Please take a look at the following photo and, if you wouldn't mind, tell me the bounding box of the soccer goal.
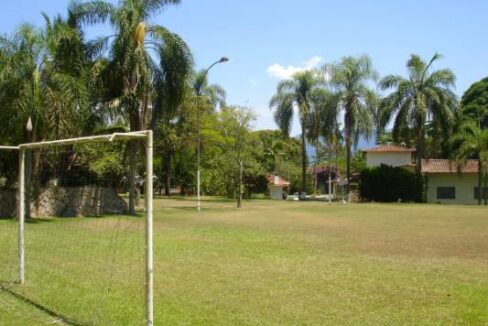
[0,131,154,326]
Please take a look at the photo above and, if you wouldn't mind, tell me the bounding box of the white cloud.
[267,56,323,80]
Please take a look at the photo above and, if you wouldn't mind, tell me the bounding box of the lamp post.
[196,57,229,211]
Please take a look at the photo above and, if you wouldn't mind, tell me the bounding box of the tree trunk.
[484,173,487,206]
[415,120,425,176]
[128,140,137,215]
[477,159,482,205]
[163,151,172,196]
[237,160,243,208]
[301,123,307,193]
[314,141,318,194]
[345,122,351,199]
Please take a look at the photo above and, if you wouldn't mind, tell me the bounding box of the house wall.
[269,185,284,200]
[426,174,479,204]
[366,152,412,167]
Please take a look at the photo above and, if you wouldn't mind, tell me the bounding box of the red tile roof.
[364,144,415,153]
[267,175,290,187]
[421,159,479,174]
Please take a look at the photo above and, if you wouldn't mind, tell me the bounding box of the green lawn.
[1,198,488,325]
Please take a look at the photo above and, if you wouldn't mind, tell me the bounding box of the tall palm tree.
[379,53,457,175]
[72,0,192,213]
[330,55,378,196]
[0,15,97,217]
[270,70,319,193]
[307,85,338,193]
[451,122,488,205]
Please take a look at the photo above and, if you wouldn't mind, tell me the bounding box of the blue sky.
[1,0,487,135]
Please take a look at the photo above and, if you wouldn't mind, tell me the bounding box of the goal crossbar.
[18,131,148,150]
[7,130,154,326]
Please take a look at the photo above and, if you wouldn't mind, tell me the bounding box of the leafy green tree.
[72,0,192,213]
[0,14,98,217]
[270,71,320,193]
[330,55,378,195]
[215,106,257,207]
[461,77,488,129]
[379,53,457,174]
[451,122,488,205]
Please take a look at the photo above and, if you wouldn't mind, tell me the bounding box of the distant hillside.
[299,134,377,161]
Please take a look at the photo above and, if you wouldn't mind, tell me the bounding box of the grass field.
[1,198,488,325]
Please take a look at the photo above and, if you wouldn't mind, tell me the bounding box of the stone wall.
[0,186,127,218]
[0,188,16,217]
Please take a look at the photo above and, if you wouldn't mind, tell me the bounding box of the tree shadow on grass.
[25,218,55,224]
[0,285,86,326]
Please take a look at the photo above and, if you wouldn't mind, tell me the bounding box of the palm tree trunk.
[415,120,425,176]
[477,159,482,205]
[128,140,137,214]
[301,122,307,193]
[128,99,142,215]
[314,141,318,194]
[346,134,351,199]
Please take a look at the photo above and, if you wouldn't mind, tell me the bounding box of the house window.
[474,187,488,200]
[437,187,455,199]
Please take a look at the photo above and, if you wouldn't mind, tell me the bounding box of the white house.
[422,159,485,204]
[364,144,415,167]
[363,144,486,204]
[268,174,290,200]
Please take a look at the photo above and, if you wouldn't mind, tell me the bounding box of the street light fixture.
[196,57,229,211]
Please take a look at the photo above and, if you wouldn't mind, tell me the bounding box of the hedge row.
[359,165,423,202]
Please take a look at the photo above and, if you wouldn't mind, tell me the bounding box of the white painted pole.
[18,149,25,284]
[197,102,201,212]
[145,131,154,326]
[19,131,147,150]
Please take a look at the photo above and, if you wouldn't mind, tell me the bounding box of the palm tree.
[379,53,457,175]
[330,55,378,196]
[270,71,319,193]
[451,122,488,205]
[192,69,227,110]
[307,85,338,193]
[72,0,192,213]
[0,14,98,217]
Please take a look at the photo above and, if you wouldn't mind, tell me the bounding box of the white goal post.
[12,130,154,326]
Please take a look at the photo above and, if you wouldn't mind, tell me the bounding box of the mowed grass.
[1,198,488,325]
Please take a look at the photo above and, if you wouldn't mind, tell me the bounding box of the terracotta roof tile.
[267,175,290,186]
[421,159,479,174]
[364,144,415,153]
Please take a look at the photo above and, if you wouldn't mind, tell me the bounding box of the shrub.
[359,165,423,202]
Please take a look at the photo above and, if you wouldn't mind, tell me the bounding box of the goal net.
[0,131,153,326]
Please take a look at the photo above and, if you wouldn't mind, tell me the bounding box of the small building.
[422,159,486,204]
[267,174,290,200]
[364,144,415,167]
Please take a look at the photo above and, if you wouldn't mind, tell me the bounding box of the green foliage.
[330,55,378,190]
[379,53,458,171]
[269,70,329,192]
[461,77,488,129]
[359,165,424,202]
[351,150,367,173]
[450,121,488,204]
